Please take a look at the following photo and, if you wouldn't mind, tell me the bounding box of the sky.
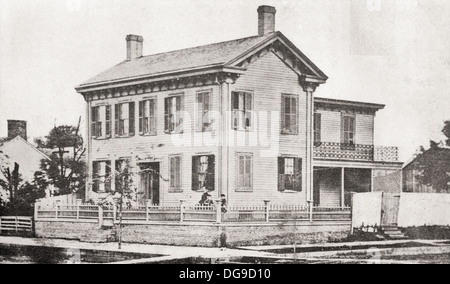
[0,0,449,162]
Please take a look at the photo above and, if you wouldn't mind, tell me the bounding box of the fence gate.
[381,193,400,226]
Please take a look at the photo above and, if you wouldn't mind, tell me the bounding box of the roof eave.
[75,65,246,93]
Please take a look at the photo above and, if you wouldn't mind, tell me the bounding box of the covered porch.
[313,167,372,208]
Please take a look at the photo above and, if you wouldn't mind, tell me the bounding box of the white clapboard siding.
[228,51,307,206]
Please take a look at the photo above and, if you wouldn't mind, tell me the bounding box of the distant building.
[0,120,50,183]
[403,146,450,193]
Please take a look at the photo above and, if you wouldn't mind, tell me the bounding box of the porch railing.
[35,201,351,224]
[314,142,399,162]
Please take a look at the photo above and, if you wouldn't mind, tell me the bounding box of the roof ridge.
[136,34,265,59]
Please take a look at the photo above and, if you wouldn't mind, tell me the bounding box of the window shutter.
[129,102,135,136]
[281,97,285,134]
[164,98,169,132]
[176,96,183,133]
[278,157,285,192]
[139,101,144,134]
[292,97,298,133]
[169,156,175,189]
[149,99,156,135]
[314,113,321,143]
[204,93,210,131]
[231,92,238,130]
[115,104,120,137]
[176,156,181,190]
[91,107,97,137]
[245,93,252,129]
[105,105,111,137]
[92,162,99,192]
[206,155,215,191]
[192,156,200,191]
[294,158,302,192]
[196,94,203,132]
[105,161,111,192]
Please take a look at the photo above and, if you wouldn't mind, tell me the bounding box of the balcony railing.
[314,142,399,162]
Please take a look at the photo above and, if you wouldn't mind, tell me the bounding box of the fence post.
[76,204,80,220]
[34,202,39,220]
[98,206,103,228]
[146,200,150,222]
[308,201,313,223]
[215,200,222,223]
[264,200,270,222]
[113,203,117,224]
[55,205,59,219]
[15,216,18,233]
[180,200,185,223]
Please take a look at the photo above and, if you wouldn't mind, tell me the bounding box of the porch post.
[341,167,345,208]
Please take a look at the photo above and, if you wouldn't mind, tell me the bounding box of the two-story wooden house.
[75,5,402,208]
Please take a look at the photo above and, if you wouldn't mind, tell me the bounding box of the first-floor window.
[192,155,215,191]
[92,160,111,192]
[169,155,182,192]
[236,153,253,192]
[278,157,302,192]
[115,159,129,192]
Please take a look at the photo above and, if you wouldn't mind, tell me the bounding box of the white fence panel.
[351,192,382,228]
[397,193,450,227]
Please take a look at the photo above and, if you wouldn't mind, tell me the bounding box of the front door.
[139,162,160,206]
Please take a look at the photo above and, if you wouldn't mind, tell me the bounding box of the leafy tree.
[443,120,450,146]
[35,119,86,197]
[415,121,450,193]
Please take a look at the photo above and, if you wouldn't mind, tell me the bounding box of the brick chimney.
[257,5,276,36]
[126,34,143,61]
[8,120,27,141]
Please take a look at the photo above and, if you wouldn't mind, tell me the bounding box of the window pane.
[285,97,291,114]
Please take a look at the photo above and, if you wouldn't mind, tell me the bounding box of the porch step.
[80,228,116,243]
[381,226,409,240]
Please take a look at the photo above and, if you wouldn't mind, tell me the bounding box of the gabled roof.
[76,31,328,91]
[0,136,51,161]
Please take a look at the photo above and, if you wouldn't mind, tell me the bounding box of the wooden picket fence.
[35,201,350,224]
[0,216,34,235]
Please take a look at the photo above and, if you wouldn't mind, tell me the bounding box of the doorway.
[139,162,160,206]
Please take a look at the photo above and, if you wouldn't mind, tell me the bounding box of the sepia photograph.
[0,0,449,267]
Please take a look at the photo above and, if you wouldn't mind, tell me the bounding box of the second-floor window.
[278,157,302,192]
[196,91,212,132]
[165,95,183,134]
[139,99,156,135]
[231,91,253,131]
[91,105,111,139]
[341,114,355,145]
[192,155,215,192]
[115,102,135,137]
[92,160,111,192]
[281,94,298,134]
[314,112,321,144]
[169,155,182,192]
[236,153,253,192]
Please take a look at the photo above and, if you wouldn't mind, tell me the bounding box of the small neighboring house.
[0,120,51,183]
[403,146,450,193]
[75,5,402,207]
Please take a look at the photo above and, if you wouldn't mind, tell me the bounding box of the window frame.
[92,160,111,193]
[191,154,215,192]
[91,105,112,139]
[236,152,253,192]
[168,155,182,192]
[164,94,184,134]
[231,91,253,131]
[278,156,302,192]
[139,98,157,136]
[281,94,299,135]
[114,101,135,138]
[196,90,213,132]
[341,113,356,146]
